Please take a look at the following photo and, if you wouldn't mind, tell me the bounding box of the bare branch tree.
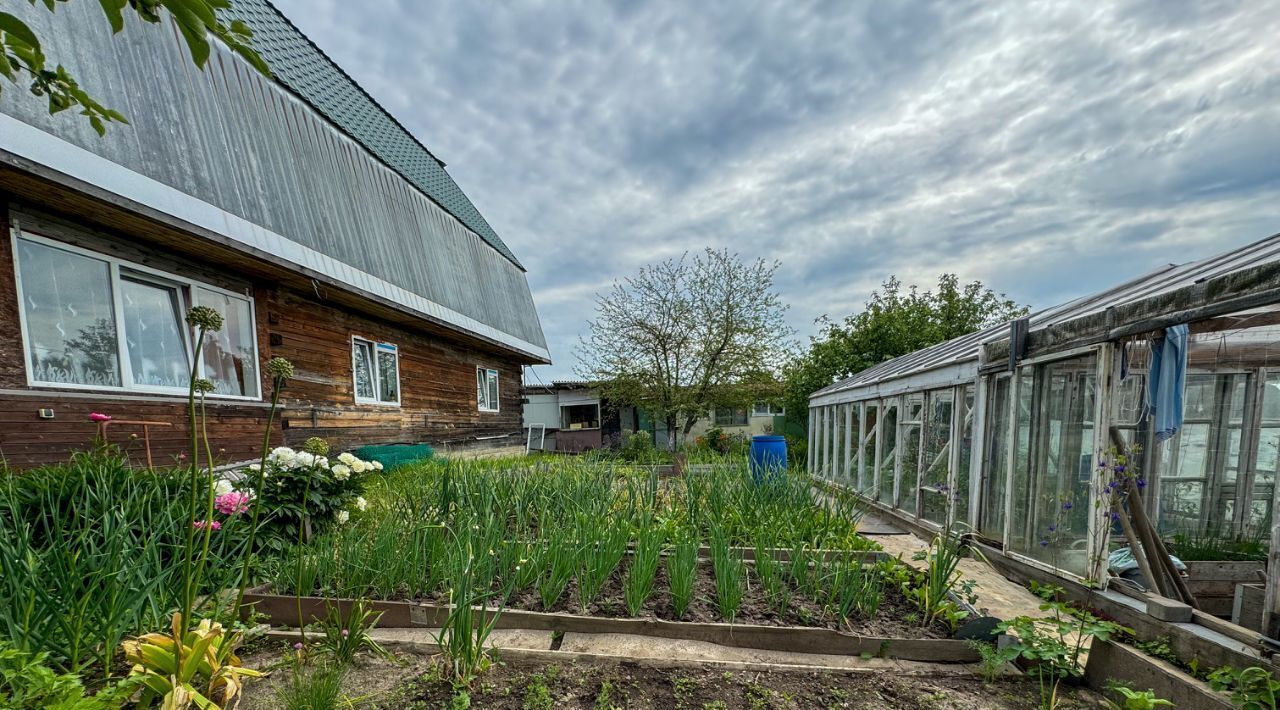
[576,248,791,449]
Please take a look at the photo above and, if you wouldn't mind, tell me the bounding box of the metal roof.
[812,232,1280,401]
[228,0,523,270]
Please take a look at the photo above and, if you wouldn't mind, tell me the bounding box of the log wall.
[0,203,528,469]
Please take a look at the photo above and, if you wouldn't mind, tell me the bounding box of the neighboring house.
[687,403,786,440]
[522,381,637,452]
[0,2,549,467]
[521,380,784,452]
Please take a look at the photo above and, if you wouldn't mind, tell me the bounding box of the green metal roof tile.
[227,0,524,270]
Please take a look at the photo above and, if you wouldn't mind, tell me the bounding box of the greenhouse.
[809,233,1280,633]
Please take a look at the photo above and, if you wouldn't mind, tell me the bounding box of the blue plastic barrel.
[749,435,788,484]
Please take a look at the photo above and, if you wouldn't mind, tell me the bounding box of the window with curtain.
[477,367,500,412]
[352,337,399,405]
[15,234,259,396]
[197,288,257,396]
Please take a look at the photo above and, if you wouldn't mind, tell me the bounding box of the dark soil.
[418,559,949,639]
[378,657,1107,709]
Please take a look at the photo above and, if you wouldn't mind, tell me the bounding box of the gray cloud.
[272,0,1280,380]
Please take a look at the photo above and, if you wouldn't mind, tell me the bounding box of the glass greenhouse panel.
[920,389,954,526]
[862,403,878,495]
[955,384,976,525]
[1009,353,1097,576]
[980,374,1011,540]
[878,400,899,504]
[899,393,924,516]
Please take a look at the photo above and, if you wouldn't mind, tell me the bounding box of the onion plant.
[710,526,744,622]
[624,525,663,616]
[822,554,883,623]
[538,538,578,611]
[753,530,790,617]
[667,529,698,620]
[577,519,629,611]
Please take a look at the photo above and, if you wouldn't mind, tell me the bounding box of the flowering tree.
[576,248,791,450]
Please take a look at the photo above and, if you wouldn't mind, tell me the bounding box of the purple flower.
[1098,459,1107,468]
[1115,464,1126,474]
[1062,501,1073,511]
[1136,478,1147,489]
[1039,539,1050,547]
[1048,524,1057,533]
[341,629,350,638]
[1109,511,1121,522]
[293,642,303,650]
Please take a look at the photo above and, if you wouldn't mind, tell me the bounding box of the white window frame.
[477,367,500,413]
[351,336,400,406]
[11,228,261,400]
[712,407,749,427]
[752,402,785,417]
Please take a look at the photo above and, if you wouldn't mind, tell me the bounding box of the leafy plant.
[0,641,137,709]
[969,640,1019,683]
[314,599,391,666]
[434,521,510,687]
[908,524,973,630]
[538,538,579,611]
[1208,665,1280,709]
[121,613,264,709]
[1104,682,1173,709]
[997,586,1128,710]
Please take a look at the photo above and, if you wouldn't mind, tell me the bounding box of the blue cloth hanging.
[1148,324,1189,442]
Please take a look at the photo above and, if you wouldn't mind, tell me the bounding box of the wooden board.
[240,590,980,663]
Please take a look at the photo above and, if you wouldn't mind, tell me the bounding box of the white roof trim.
[0,114,551,362]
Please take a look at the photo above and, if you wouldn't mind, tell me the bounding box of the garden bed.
[363,654,1100,710]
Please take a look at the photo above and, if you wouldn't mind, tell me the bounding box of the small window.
[713,408,748,427]
[477,367,499,412]
[752,402,785,417]
[352,337,399,405]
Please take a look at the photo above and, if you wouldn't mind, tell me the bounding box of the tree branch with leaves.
[0,0,268,135]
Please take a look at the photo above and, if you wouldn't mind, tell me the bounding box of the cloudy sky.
[273,0,1280,381]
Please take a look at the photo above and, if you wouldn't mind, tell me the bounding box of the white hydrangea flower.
[337,452,358,466]
[335,510,350,524]
[332,464,351,481]
[354,496,368,511]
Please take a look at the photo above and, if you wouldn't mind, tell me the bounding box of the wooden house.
[0,1,549,467]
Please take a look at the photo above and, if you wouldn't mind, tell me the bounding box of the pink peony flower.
[89,412,112,422]
[193,520,221,531]
[215,491,252,516]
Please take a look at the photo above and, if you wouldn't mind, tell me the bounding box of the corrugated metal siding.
[0,2,546,354]
[813,233,1280,401]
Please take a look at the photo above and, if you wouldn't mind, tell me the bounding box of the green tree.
[576,248,792,449]
[0,0,268,135]
[782,274,1028,421]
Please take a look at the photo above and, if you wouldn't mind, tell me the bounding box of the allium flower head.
[265,356,295,382]
[89,412,112,422]
[193,377,216,394]
[303,437,330,456]
[185,305,224,332]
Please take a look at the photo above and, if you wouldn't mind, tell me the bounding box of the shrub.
[244,447,382,548]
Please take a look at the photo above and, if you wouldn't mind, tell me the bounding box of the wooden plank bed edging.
[1084,638,1230,709]
[240,590,979,663]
